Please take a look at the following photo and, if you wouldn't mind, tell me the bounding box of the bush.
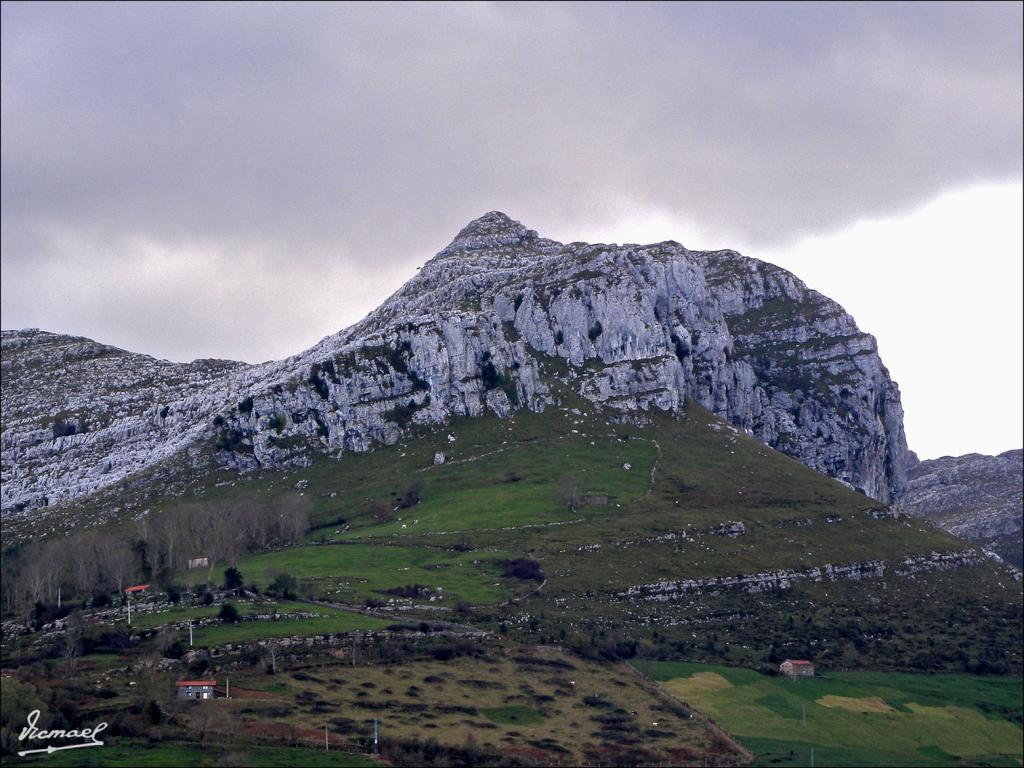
[218,603,240,623]
[166,585,182,604]
[91,592,112,608]
[266,574,297,600]
[384,399,421,426]
[268,412,287,433]
[588,321,604,342]
[554,330,564,345]
[308,364,330,400]
[499,559,545,581]
[51,419,77,438]
[238,397,254,415]
[399,479,423,509]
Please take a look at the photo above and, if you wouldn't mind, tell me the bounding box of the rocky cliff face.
[900,450,1023,567]
[1,212,913,521]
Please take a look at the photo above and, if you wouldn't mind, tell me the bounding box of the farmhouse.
[176,680,218,700]
[187,556,210,570]
[124,584,150,595]
[780,659,815,677]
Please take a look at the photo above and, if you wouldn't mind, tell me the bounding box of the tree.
[278,496,311,542]
[557,474,580,512]
[218,603,240,623]
[223,568,244,591]
[266,574,296,600]
[62,611,85,672]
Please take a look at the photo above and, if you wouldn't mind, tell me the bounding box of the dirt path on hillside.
[632,438,662,500]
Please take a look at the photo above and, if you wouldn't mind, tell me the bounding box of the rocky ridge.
[617,550,989,599]
[900,450,1023,567]
[1,212,913,521]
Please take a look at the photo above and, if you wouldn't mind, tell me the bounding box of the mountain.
[1,212,912,532]
[2,211,1021,713]
[900,450,1023,567]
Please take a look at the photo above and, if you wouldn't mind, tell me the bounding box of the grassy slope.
[635,660,1023,767]
[167,385,1017,670]
[37,366,1016,670]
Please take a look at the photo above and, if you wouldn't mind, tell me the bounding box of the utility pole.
[810,747,814,767]
[226,676,230,699]
[325,724,329,751]
[189,620,193,647]
[802,703,806,727]
[127,594,132,625]
[57,586,61,610]
[373,718,379,755]
[352,632,357,667]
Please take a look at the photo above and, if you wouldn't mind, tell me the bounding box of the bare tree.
[369,500,392,524]
[62,611,85,672]
[557,474,580,512]
[281,495,311,542]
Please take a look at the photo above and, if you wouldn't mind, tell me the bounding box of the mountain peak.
[443,211,539,253]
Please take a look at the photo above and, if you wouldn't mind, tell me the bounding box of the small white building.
[187,556,210,570]
[176,680,217,700]
[780,659,815,677]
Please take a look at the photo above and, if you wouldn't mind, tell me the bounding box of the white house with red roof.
[780,659,815,677]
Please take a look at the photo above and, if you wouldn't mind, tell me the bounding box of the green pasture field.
[634,660,1024,767]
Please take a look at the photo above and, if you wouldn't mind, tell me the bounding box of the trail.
[631,438,662,501]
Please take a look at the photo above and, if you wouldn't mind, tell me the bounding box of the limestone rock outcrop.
[900,450,1023,567]
[2,211,914,521]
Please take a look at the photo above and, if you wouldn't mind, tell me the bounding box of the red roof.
[176,680,217,687]
[785,659,813,665]
[125,584,150,593]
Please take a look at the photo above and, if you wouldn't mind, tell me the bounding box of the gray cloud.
[2,1,1021,362]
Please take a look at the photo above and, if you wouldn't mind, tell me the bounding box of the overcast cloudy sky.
[2,1,1021,458]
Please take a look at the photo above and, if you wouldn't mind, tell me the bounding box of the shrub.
[499,559,545,581]
[321,359,339,383]
[218,603,240,623]
[308,364,330,399]
[51,419,76,438]
[480,360,501,390]
[384,400,420,426]
[268,412,287,433]
[554,330,564,345]
[215,428,247,452]
[670,333,689,362]
[266,574,297,600]
[238,397,254,415]
[409,371,430,392]
[588,321,604,342]
[399,479,423,509]
[166,585,182,604]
